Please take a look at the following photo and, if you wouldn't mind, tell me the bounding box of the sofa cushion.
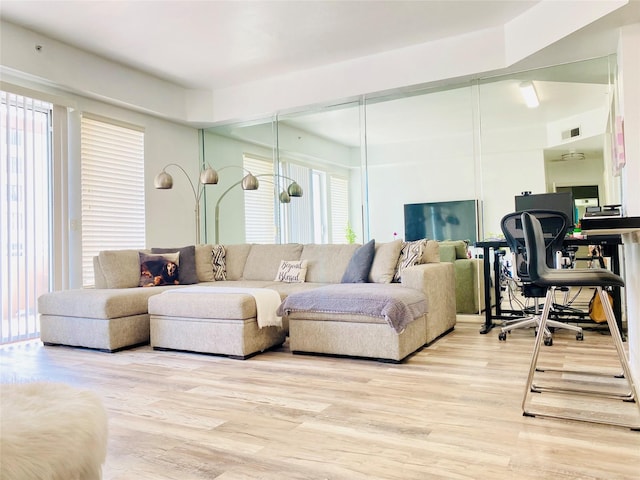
[224,244,253,280]
[274,260,308,283]
[38,287,173,319]
[243,244,303,281]
[341,240,375,283]
[437,243,457,263]
[195,244,215,282]
[440,240,469,259]
[152,245,197,284]
[369,240,403,283]
[300,244,359,283]
[422,239,440,264]
[97,250,142,289]
[139,252,180,287]
[393,239,426,282]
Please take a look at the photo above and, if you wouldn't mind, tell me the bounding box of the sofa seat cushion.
[263,281,327,299]
[38,287,178,320]
[149,290,258,320]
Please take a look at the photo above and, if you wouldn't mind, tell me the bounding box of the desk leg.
[604,244,625,340]
[479,245,494,334]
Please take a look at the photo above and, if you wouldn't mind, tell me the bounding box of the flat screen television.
[404,200,478,243]
[514,192,575,230]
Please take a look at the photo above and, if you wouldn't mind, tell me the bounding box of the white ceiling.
[0,0,540,90]
[1,0,635,160]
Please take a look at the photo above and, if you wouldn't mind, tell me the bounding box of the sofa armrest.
[401,262,456,344]
[453,258,485,314]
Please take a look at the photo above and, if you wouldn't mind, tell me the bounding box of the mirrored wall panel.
[477,55,617,238]
[202,55,619,249]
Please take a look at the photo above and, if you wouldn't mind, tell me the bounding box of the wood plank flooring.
[1,318,639,480]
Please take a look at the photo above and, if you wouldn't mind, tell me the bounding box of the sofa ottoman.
[148,288,287,359]
[278,283,429,362]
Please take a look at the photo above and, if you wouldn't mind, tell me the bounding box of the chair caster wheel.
[498,332,507,341]
[544,337,553,346]
[576,332,584,341]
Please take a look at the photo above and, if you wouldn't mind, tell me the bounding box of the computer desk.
[475,235,623,336]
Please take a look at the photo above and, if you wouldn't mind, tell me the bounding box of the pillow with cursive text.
[274,259,308,283]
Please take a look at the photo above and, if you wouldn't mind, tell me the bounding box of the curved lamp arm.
[154,163,218,244]
[214,173,303,244]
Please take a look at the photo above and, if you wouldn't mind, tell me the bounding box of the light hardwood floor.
[1,318,639,480]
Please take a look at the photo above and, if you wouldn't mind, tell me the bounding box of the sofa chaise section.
[38,287,170,352]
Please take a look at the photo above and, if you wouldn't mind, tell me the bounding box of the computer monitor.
[514,192,575,230]
[404,199,478,242]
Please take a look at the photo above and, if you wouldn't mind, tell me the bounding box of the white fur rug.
[0,382,108,480]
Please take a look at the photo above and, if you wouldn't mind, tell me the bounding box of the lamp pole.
[154,163,218,244]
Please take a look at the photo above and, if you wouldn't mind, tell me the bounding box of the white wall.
[617,24,640,386]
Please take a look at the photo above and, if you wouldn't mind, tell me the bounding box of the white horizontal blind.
[243,155,275,243]
[1,91,52,343]
[81,116,145,286]
[330,176,349,243]
[285,162,313,243]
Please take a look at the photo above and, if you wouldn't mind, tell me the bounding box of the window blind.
[1,91,52,343]
[243,155,275,244]
[330,176,349,244]
[80,116,145,286]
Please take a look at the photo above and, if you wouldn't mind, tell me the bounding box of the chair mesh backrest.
[500,209,569,282]
[521,211,553,283]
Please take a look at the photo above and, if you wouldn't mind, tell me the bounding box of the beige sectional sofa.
[38,240,456,361]
[438,240,486,314]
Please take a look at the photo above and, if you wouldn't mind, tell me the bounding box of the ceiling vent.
[561,126,581,140]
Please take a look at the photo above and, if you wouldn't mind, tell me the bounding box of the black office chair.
[520,211,640,429]
[499,210,583,345]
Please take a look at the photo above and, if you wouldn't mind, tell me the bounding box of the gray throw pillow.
[341,239,375,283]
[151,245,198,284]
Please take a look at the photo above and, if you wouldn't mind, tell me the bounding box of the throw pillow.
[151,245,197,284]
[368,239,403,283]
[139,252,180,287]
[212,244,227,281]
[195,244,215,282]
[341,239,375,283]
[393,239,426,282]
[274,260,308,283]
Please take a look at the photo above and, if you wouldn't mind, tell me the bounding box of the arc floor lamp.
[154,163,302,244]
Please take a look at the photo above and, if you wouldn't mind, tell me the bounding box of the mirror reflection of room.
[204,55,618,248]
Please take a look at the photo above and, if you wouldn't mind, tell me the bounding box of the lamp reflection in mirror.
[153,163,218,244]
[214,173,303,244]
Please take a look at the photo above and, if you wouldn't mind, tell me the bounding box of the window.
[81,116,145,286]
[243,155,275,243]
[243,153,350,244]
[1,91,52,343]
[330,176,349,243]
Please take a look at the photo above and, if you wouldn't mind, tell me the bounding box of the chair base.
[522,287,640,430]
[498,315,583,344]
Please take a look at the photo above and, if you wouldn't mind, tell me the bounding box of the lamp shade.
[154,171,173,189]
[287,182,303,197]
[279,190,291,203]
[242,173,259,190]
[200,166,219,184]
